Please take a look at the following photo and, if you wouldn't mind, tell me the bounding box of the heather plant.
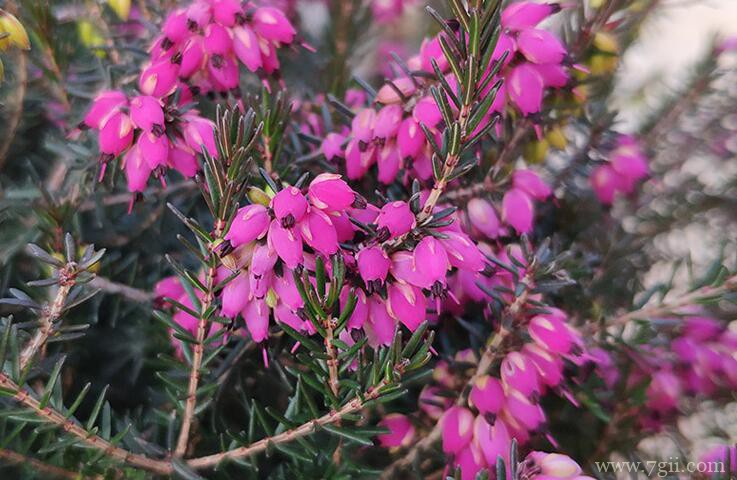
[0,0,737,479]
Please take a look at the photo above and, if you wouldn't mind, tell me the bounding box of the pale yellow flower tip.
[0,10,31,51]
[107,0,132,21]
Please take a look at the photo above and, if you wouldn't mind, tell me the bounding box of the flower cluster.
[82,90,216,197]
[153,172,492,354]
[590,135,649,204]
[146,0,297,96]
[317,1,571,187]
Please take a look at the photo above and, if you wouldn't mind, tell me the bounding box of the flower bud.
[474,416,511,468]
[0,10,30,51]
[414,236,448,284]
[351,108,376,143]
[300,209,338,255]
[374,104,403,139]
[84,90,128,130]
[272,186,308,225]
[233,25,262,72]
[243,298,270,342]
[513,169,552,200]
[99,111,134,155]
[508,64,544,116]
[528,313,575,354]
[528,451,582,478]
[139,59,179,97]
[397,117,424,159]
[123,144,151,192]
[182,113,218,157]
[439,231,485,272]
[130,95,165,132]
[221,273,250,318]
[501,351,540,396]
[517,28,567,65]
[501,2,557,31]
[252,7,296,44]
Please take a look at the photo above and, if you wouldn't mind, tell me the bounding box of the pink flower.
[308,173,355,211]
[513,169,552,200]
[356,246,391,283]
[397,117,424,159]
[377,142,401,184]
[414,236,449,285]
[387,283,426,331]
[225,205,270,247]
[365,297,396,347]
[516,28,567,65]
[502,188,535,234]
[455,443,486,480]
[220,273,250,318]
[129,95,165,132]
[123,145,152,192]
[440,406,474,454]
[438,231,485,272]
[590,165,622,205]
[526,452,582,479]
[300,209,339,255]
[99,111,134,155]
[374,104,403,139]
[351,108,376,143]
[378,414,415,448]
[179,37,206,77]
[182,114,218,158]
[474,416,511,468]
[503,389,545,430]
[377,201,415,239]
[469,375,505,416]
[139,59,179,97]
[507,63,545,116]
[84,90,127,129]
[243,298,270,342]
[233,25,262,72]
[528,313,575,354]
[321,133,345,161]
[137,131,170,169]
[646,370,681,413]
[252,7,296,44]
[501,351,540,396]
[272,186,308,226]
[467,198,501,239]
[375,77,417,104]
[268,220,303,268]
[203,23,232,56]
[501,2,558,31]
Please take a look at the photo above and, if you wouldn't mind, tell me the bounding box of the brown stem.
[89,276,154,304]
[324,318,340,398]
[187,380,389,469]
[0,373,173,475]
[610,275,737,328]
[0,447,100,479]
[19,275,75,371]
[174,263,218,457]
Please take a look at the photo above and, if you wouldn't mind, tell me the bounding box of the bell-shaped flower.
[272,186,308,225]
[203,23,232,56]
[513,169,552,200]
[137,131,170,169]
[387,283,426,332]
[84,90,127,129]
[507,64,544,116]
[440,406,474,454]
[356,246,390,283]
[374,104,403,139]
[233,25,262,72]
[243,298,270,342]
[252,7,296,44]
[168,142,199,177]
[268,220,303,268]
[300,209,339,255]
[308,173,355,211]
[179,36,206,78]
[517,28,567,64]
[528,313,576,354]
[351,108,376,143]
[501,351,541,396]
[123,145,152,192]
[501,2,557,31]
[469,375,505,416]
[130,95,165,132]
[365,297,396,347]
[467,198,501,239]
[375,77,417,104]
[474,416,512,468]
[503,390,545,430]
[377,414,415,448]
[414,236,449,285]
[182,113,218,157]
[321,133,345,161]
[502,188,534,234]
[377,201,415,239]
[377,142,401,184]
[527,452,583,479]
[225,204,270,247]
[439,231,485,272]
[139,59,179,97]
[99,111,134,155]
[220,273,250,318]
[397,117,424,159]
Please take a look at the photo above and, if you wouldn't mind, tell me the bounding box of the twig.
[19,269,76,370]
[610,275,737,327]
[187,379,389,469]
[174,262,218,457]
[0,447,99,479]
[88,276,154,304]
[0,372,173,475]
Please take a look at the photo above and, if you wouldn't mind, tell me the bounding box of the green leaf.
[321,424,374,446]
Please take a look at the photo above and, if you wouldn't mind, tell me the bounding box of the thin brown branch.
[187,379,389,469]
[0,447,100,479]
[19,271,76,371]
[610,275,737,327]
[174,263,217,457]
[89,276,154,304]
[0,373,172,475]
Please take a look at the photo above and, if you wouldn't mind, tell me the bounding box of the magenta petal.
[300,209,339,255]
[387,283,426,332]
[243,298,270,342]
[507,64,544,116]
[440,406,474,454]
[502,188,535,234]
[356,246,390,282]
[85,90,127,130]
[414,236,448,284]
[308,173,355,211]
[517,28,567,64]
[137,131,169,169]
[268,220,303,268]
[271,186,308,223]
[225,205,270,247]
[220,273,250,318]
[365,298,396,347]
